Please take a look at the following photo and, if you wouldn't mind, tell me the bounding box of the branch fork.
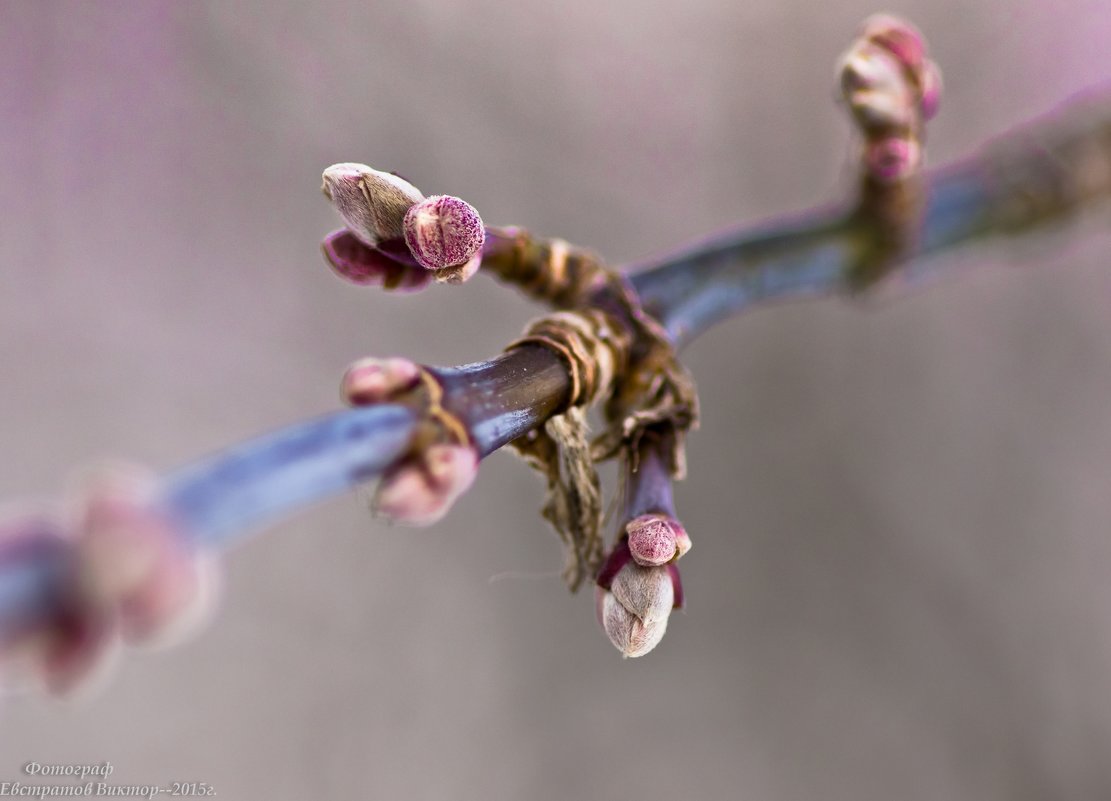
[6,14,1111,690]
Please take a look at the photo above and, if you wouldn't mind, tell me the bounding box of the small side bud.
[322,163,425,247]
[403,195,485,272]
[374,444,478,526]
[341,357,422,405]
[624,514,691,566]
[72,468,217,648]
[864,136,920,183]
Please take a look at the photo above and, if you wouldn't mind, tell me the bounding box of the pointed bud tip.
[321,163,424,246]
[597,588,668,658]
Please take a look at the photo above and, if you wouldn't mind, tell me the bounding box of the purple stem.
[2,93,1108,640]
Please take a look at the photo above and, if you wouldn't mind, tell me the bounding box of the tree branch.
[4,21,1111,682]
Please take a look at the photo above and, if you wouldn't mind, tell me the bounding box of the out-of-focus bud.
[839,41,916,131]
[322,163,425,247]
[403,195,485,273]
[839,14,941,140]
[624,513,691,567]
[864,136,921,183]
[374,444,478,526]
[860,14,926,72]
[30,607,121,698]
[0,466,220,697]
[918,61,942,121]
[341,357,422,405]
[72,468,217,648]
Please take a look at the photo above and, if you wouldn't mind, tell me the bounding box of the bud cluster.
[0,467,217,696]
[340,357,479,527]
[321,163,485,286]
[595,533,685,658]
[838,15,941,183]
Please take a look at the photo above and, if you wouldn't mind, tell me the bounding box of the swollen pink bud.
[121,552,219,649]
[860,14,926,72]
[374,444,478,526]
[403,195,485,272]
[625,514,691,567]
[321,229,432,291]
[322,163,425,247]
[341,357,421,405]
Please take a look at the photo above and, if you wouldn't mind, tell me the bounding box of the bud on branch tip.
[595,539,683,658]
[322,163,425,247]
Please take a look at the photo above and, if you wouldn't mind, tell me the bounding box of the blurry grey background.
[3,1,1111,799]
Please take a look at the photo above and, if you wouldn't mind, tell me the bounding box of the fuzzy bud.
[595,586,668,659]
[341,357,422,405]
[374,444,478,526]
[322,163,425,247]
[594,541,680,658]
[403,195,485,272]
[610,561,674,625]
[624,513,691,567]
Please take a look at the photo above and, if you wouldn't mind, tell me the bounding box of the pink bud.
[839,44,916,130]
[321,229,432,291]
[403,195,485,272]
[374,444,478,526]
[918,60,942,120]
[120,552,219,649]
[341,357,422,405]
[625,514,691,566]
[865,136,920,183]
[860,14,926,72]
[321,163,425,247]
[31,608,121,698]
[73,468,217,648]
